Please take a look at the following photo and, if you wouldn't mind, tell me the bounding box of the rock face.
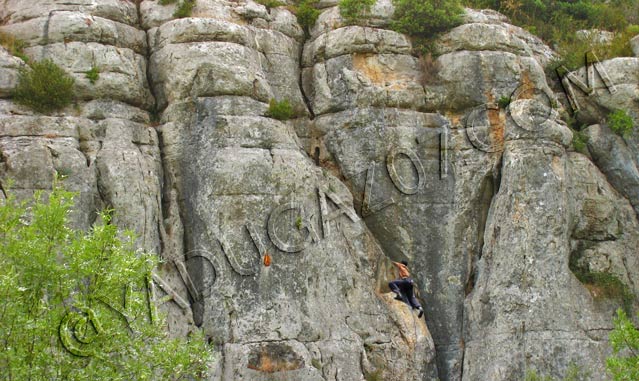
[0,1,638,381]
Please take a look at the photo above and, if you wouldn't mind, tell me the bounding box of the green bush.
[174,0,195,18]
[607,309,639,381]
[13,59,75,113]
[391,0,464,38]
[0,184,213,379]
[159,0,178,4]
[608,109,634,138]
[339,0,375,24]
[85,66,100,84]
[296,0,320,31]
[267,98,294,120]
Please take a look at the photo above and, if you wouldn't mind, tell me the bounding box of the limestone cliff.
[0,1,638,380]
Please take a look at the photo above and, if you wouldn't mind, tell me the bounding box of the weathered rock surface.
[1,1,638,381]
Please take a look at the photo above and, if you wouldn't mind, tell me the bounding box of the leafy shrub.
[0,184,213,379]
[296,0,320,31]
[339,0,375,24]
[13,59,75,113]
[607,309,639,381]
[85,66,100,84]
[608,109,634,138]
[267,98,294,120]
[571,129,589,154]
[0,31,28,62]
[159,0,178,4]
[391,0,464,38]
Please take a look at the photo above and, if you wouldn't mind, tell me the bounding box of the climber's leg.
[389,280,410,305]
[404,280,424,318]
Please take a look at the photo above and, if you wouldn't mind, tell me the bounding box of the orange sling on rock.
[263,253,272,267]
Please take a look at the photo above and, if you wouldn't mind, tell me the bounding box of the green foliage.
[174,0,195,18]
[525,363,590,381]
[85,66,100,85]
[498,95,511,109]
[465,0,639,71]
[572,129,589,154]
[267,98,294,120]
[296,216,303,230]
[525,369,553,381]
[311,358,322,369]
[608,109,634,138]
[364,369,384,381]
[391,0,463,38]
[159,0,178,4]
[0,184,213,380]
[296,0,320,31]
[0,31,29,62]
[607,309,639,381]
[256,0,285,8]
[570,246,635,314]
[339,0,376,24]
[13,59,75,113]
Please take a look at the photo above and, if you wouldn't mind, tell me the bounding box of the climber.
[389,261,424,318]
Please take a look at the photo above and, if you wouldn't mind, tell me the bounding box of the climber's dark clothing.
[389,278,422,310]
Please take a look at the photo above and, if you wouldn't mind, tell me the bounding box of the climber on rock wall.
[389,261,424,318]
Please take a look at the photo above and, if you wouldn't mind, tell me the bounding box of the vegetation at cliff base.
[607,309,639,381]
[13,59,75,113]
[0,184,213,380]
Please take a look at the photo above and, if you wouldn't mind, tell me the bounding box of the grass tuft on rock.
[267,98,294,120]
[85,66,100,84]
[13,59,75,113]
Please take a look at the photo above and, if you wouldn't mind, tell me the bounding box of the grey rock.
[0,11,147,55]
[0,47,25,98]
[583,124,639,217]
[23,42,154,110]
